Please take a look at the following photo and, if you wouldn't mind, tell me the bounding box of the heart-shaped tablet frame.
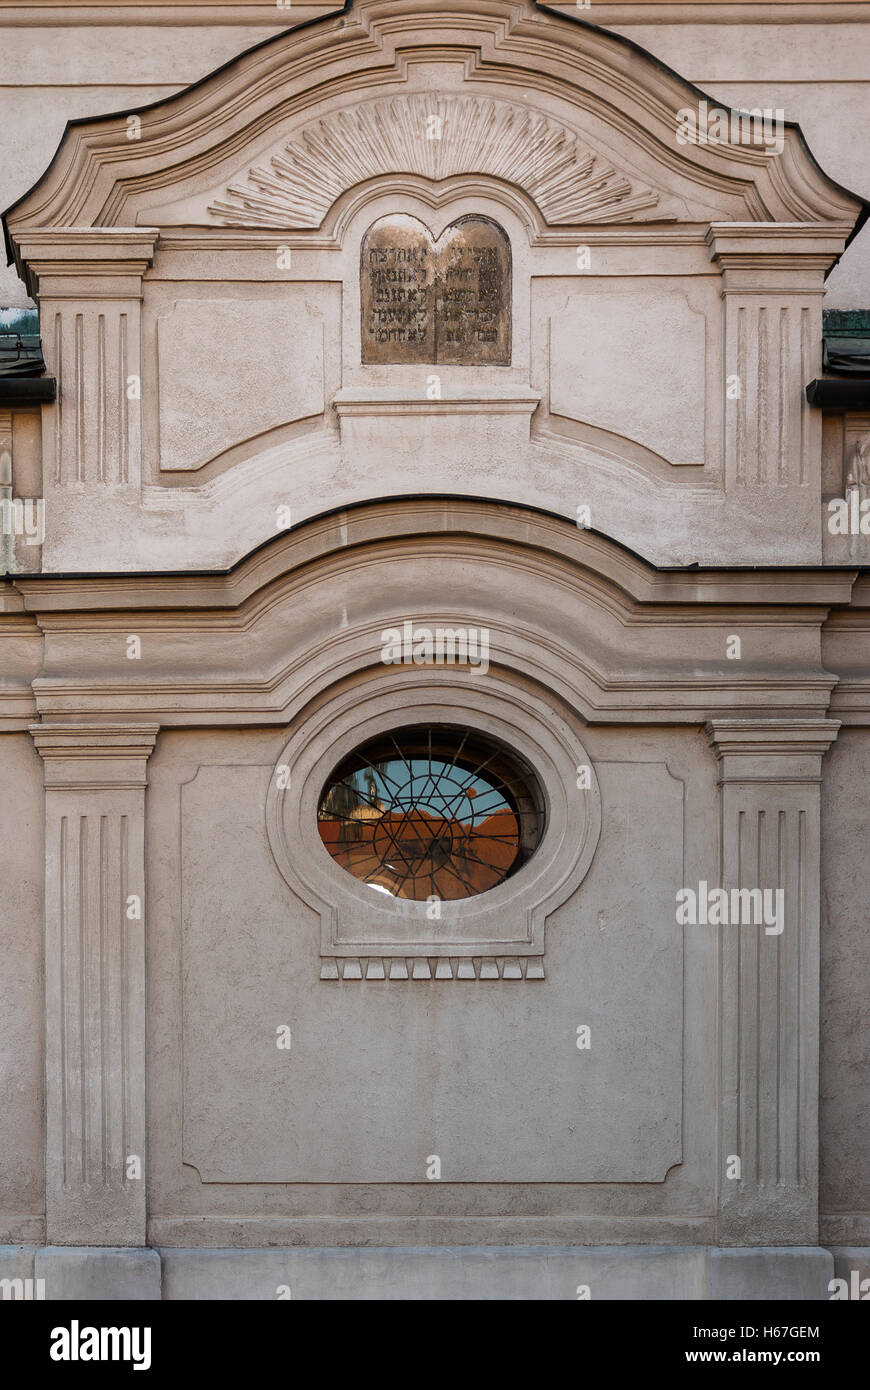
[361,213,512,366]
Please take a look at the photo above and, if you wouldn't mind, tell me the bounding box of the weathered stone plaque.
[435,217,511,365]
[361,215,435,364]
[362,215,511,365]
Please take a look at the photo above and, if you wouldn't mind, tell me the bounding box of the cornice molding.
[0,1,334,16]
[4,499,854,729]
[9,498,860,614]
[153,219,713,252]
[5,541,870,728]
[1,3,867,26]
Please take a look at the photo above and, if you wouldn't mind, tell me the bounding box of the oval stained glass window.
[317,725,545,901]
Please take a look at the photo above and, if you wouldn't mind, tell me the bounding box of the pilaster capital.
[30,721,159,789]
[12,227,160,301]
[705,222,851,294]
[706,717,841,783]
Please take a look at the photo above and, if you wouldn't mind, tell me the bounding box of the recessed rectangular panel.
[547,283,708,464]
[157,291,327,471]
[181,760,682,1183]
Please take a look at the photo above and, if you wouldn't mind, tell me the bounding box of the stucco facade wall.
[1,0,868,1301]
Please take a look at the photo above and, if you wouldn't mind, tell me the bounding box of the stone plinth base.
[30,1247,162,1301]
[2,1245,861,1300]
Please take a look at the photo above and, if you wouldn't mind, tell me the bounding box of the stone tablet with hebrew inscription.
[435,217,511,365]
[362,214,511,365]
[361,215,435,364]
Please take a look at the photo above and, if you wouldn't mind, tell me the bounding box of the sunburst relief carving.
[209,94,662,228]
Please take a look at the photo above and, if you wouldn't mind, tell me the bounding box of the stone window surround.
[265,669,603,978]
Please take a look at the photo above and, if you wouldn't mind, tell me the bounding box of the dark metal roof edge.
[806,378,870,408]
[0,377,56,403]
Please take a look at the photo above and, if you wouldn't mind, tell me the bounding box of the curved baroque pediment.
[3,0,864,251]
